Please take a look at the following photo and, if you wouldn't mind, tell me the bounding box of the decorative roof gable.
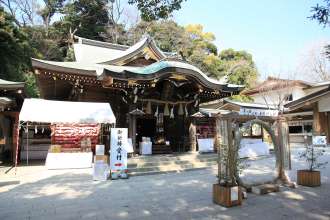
[74,35,167,66]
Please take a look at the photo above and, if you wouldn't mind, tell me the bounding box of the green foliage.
[57,0,110,41]
[128,0,186,21]
[39,0,66,27]
[0,7,39,97]
[23,26,66,61]
[23,73,39,97]
[219,49,259,88]
[0,7,31,81]
[127,20,191,53]
[1,1,260,97]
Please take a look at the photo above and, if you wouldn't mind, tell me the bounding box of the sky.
[173,0,330,80]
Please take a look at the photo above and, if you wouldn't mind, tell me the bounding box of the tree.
[57,0,110,41]
[128,0,186,21]
[311,0,330,58]
[0,7,38,96]
[219,49,258,88]
[0,7,31,80]
[39,0,65,31]
[0,0,41,26]
[311,0,330,27]
[127,20,191,52]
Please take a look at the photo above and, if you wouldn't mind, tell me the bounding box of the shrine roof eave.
[101,61,244,93]
[32,58,100,77]
[31,58,244,93]
[103,68,242,92]
[0,79,25,90]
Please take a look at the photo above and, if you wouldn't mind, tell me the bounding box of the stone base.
[251,184,280,195]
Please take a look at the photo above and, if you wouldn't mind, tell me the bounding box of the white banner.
[110,128,128,171]
[239,107,278,117]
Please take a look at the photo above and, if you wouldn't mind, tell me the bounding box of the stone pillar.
[189,119,197,152]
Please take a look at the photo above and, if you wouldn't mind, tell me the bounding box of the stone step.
[127,153,218,176]
[128,153,217,163]
[128,156,218,168]
[128,161,217,174]
[129,163,217,176]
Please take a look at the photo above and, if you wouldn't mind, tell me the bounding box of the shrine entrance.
[136,117,156,146]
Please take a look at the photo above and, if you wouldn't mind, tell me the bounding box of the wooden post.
[327,112,330,144]
[189,119,197,152]
[132,115,136,153]
[313,104,325,135]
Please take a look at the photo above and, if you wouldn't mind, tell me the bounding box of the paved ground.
[0,148,329,220]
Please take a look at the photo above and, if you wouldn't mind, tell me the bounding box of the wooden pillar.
[189,119,197,152]
[128,114,137,153]
[312,103,327,135]
[11,112,19,164]
[327,112,330,144]
[132,115,136,153]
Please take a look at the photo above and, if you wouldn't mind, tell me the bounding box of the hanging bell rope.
[178,103,184,116]
[146,101,152,114]
[170,105,174,119]
[164,103,170,116]
[154,105,159,117]
[185,104,189,117]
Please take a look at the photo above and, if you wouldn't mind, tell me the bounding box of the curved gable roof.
[99,36,166,65]
[74,36,167,65]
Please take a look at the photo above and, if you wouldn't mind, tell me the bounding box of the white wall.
[318,94,330,112]
[250,86,307,106]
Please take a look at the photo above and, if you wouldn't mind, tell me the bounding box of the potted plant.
[297,144,328,187]
[213,121,245,207]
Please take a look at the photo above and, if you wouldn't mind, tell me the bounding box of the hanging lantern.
[170,105,174,119]
[146,101,152,114]
[154,105,159,117]
[178,103,184,116]
[164,103,170,116]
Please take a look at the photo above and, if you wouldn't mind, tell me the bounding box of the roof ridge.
[75,36,130,51]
